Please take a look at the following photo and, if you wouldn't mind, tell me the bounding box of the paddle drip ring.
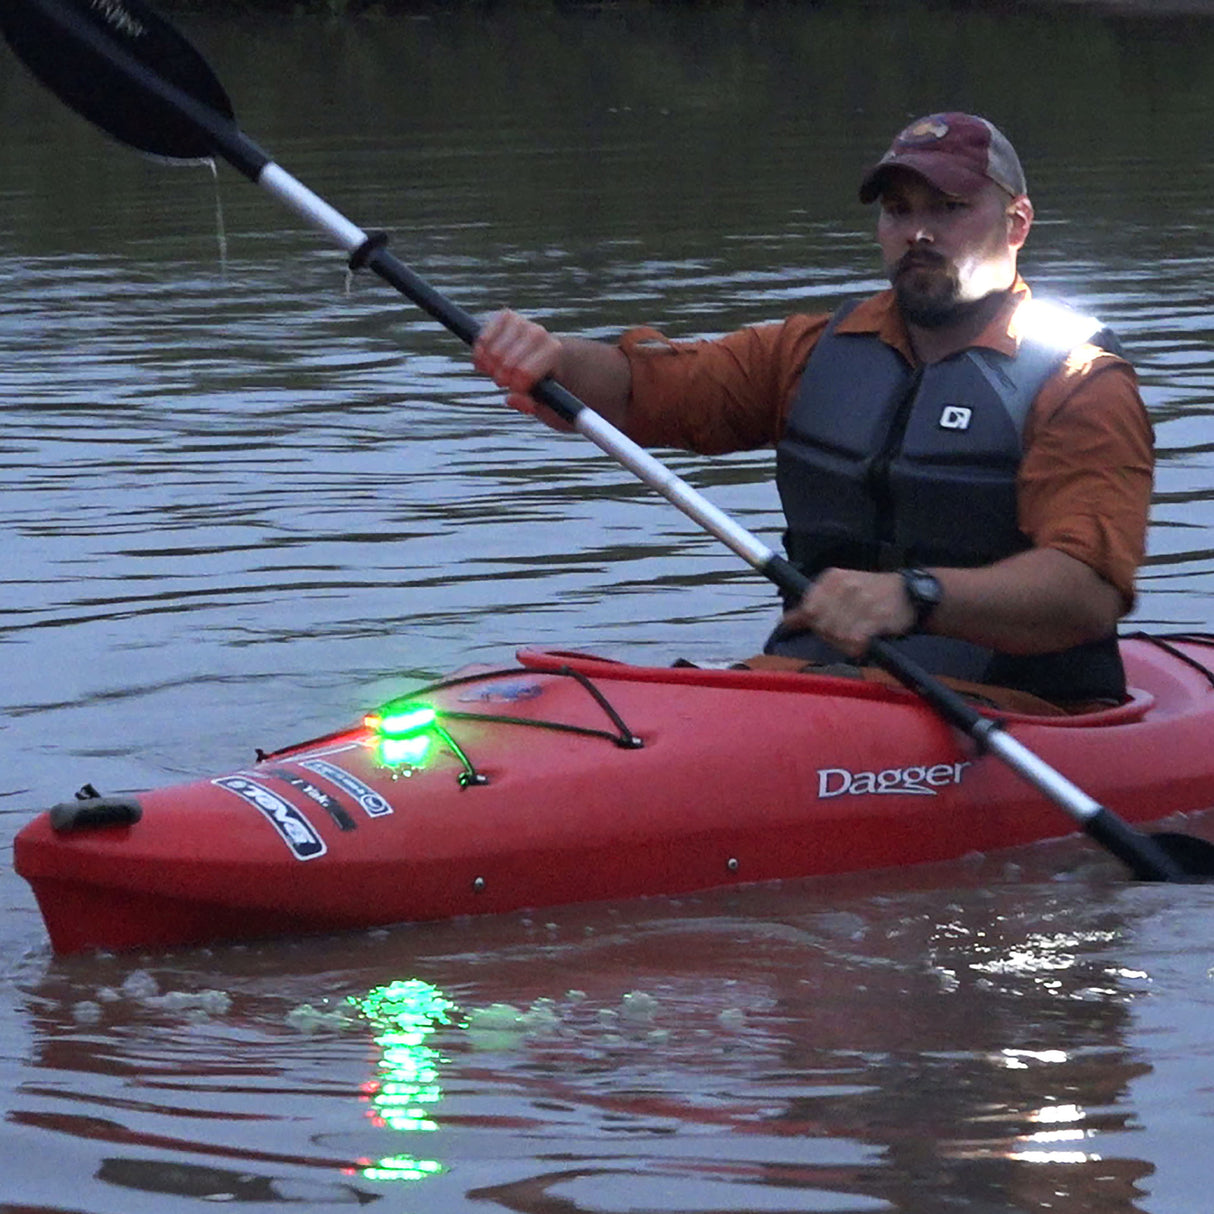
[349,230,390,271]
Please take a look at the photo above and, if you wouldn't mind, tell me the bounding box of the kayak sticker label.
[214,776,327,860]
[300,758,393,818]
[817,761,971,799]
[262,767,358,833]
[457,680,543,704]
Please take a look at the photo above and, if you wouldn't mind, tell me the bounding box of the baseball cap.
[858,112,1027,203]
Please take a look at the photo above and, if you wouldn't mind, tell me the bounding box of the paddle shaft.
[311,215,1190,882]
[278,159,1200,884]
[9,0,1190,883]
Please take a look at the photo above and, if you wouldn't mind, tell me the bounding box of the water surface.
[2,3,1214,1212]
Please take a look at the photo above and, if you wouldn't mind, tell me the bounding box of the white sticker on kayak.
[300,758,393,818]
[214,776,327,860]
[817,761,971,799]
[457,680,543,704]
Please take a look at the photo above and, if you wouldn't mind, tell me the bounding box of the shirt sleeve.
[619,314,829,454]
[1019,351,1154,606]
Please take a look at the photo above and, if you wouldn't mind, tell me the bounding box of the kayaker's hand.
[473,309,574,432]
[781,568,917,658]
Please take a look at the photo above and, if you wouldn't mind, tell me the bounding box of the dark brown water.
[3,3,1214,1211]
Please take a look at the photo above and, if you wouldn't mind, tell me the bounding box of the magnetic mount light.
[365,700,439,768]
[366,701,439,738]
[364,696,487,785]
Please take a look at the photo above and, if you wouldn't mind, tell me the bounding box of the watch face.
[902,569,942,629]
[910,573,941,605]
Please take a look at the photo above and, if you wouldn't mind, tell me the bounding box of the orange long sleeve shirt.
[619,283,1153,604]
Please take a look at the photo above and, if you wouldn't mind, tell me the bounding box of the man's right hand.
[472,310,574,431]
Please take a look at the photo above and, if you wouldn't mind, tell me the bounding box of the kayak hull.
[15,635,1214,955]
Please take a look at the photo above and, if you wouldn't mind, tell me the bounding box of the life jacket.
[765,297,1128,703]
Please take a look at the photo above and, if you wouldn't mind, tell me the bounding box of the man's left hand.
[780,568,916,658]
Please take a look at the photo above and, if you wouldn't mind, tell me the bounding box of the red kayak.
[15,633,1214,955]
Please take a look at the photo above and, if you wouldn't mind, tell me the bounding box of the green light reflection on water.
[351,978,458,1185]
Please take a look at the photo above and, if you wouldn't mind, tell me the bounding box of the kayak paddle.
[4,0,1213,883]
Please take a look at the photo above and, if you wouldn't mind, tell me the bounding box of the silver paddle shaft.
[573,410,776,568]
[259,152,1175,864]
[983,729,1102,823]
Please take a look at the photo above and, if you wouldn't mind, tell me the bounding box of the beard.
[891,249,965,329]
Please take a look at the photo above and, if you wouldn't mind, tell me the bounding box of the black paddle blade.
[1148,831,1214,880]
[0,0,233,160]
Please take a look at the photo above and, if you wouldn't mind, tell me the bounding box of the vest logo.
[939,405,972,431]
[817,761,972,799]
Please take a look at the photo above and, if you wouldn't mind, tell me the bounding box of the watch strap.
[898,567,943,633]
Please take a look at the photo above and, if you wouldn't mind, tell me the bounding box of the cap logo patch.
[899,118,950,146]
[939,405,972,431]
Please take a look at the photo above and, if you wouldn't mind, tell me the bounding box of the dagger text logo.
[817,761,971,799]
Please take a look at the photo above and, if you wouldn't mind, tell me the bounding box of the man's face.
[876,170,1029,328]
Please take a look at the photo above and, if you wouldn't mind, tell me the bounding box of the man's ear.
[1007,195,1034,250]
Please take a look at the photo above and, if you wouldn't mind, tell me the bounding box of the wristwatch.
[897,567,943,633]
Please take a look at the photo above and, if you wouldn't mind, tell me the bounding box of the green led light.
[379,734,432,767]
[377,702,438,738]
[366,699,441,769]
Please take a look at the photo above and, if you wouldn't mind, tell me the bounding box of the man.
[472,113,1153,708]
